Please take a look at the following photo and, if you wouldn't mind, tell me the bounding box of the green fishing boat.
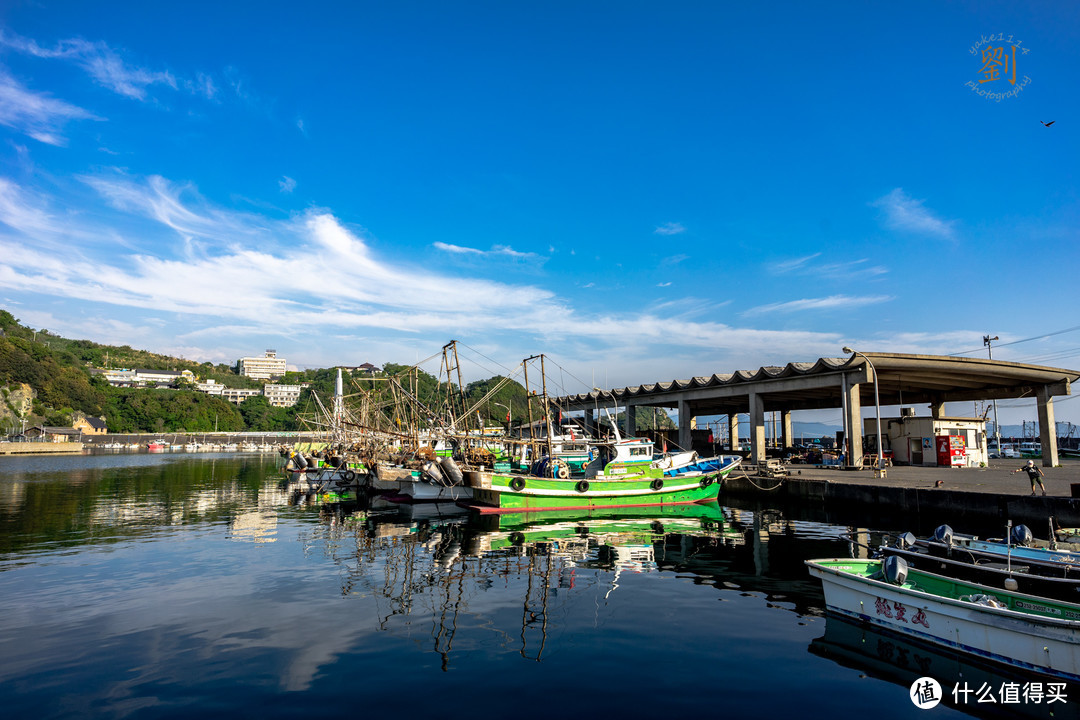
[462,452,740,512]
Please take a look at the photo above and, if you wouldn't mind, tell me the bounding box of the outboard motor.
[882,555,909,586]
[1011,524,1034,547]
[932,524,953,546]
[292,452,308,471]
[894,532,917,550]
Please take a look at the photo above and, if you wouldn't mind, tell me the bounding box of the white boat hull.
[371,465,473,502]
[807,559,1080,681]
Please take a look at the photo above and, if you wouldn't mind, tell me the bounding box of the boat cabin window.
[629,446,651,457]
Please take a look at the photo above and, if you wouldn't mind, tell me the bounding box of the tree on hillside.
[465,376,529,426]
[239,395,297,432]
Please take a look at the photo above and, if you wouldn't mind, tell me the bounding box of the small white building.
[195,379,225,395]
[222,388,262,404]
[864,412,988,467]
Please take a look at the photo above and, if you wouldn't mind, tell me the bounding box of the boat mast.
[523,356,537,464]
[539,354,554,458]
[413,366,420,451]
[332,368,345,445]
[442,339,470,435]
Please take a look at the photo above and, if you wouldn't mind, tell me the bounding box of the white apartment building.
[94,368,195,387]
[238,350,287,380]
[222,388,262,404]
[264,384,304,408]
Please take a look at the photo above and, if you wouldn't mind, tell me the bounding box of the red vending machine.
[935,435,967,467]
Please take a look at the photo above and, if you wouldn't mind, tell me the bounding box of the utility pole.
[984,335,1001,453]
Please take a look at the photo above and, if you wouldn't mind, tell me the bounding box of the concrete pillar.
[678,399,692,452]
[929,400,945,419]
[781,410,793,449]
[748,391,767,465]
[852,528,870,559]
[728,413,740,451]
[1037,386,1059,467]
[624,402,636,438]
[842,373,864,468]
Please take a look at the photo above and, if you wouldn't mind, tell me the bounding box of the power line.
[952,324,1080,357]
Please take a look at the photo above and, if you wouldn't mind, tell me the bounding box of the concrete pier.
[722,458,1080,526]
[0,442,85,455]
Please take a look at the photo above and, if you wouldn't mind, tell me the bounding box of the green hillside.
[0,310,532,435]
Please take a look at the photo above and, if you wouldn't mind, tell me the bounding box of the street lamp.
[493,401,511,426]
[843,347,884,476]
[984,335,1001,456]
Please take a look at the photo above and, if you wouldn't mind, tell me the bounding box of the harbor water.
[1,452,1077,719]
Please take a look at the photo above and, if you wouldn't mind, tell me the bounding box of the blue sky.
[0,1,1077,426]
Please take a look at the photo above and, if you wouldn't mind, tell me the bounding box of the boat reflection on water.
[303,500,750,666]
[811,613,1080,718]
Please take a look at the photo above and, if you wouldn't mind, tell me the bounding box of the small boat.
[921,523,1080,574]
[873,531,1080,601]
[806,556,1080,682]
[283,449,369,497]
[372,459,474,502]
[147,439,166,451]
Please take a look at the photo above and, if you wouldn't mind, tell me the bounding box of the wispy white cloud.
[0,173,871,378]
[742,294,892,316]
[654,221,685,235]
[0,32,176,100]
[433,241,540,260]
[433,242,483,255]
[871,188,956,240]
[0,68,100,144]
[772,253,820,273]
[657,281,672,287]
[185,72,218,101]
[278,176,296,193]
[770,254,888,278]
[660,253,689,267]
[0,30,238,104]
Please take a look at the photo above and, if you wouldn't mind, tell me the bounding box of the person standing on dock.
[1013,459,1046,496]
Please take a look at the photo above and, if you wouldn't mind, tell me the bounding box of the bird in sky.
[1041,121,1056,127]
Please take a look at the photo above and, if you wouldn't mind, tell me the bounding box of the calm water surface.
[1,453,1076,719]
